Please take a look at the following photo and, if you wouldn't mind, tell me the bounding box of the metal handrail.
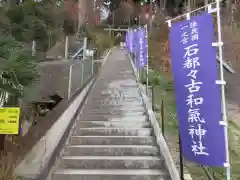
[71,47,83,60]
[68,48,95,99]
[71,56,90,65]
[216,55,235,74]
[201,165,216,180]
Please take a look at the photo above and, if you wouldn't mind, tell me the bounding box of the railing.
[0,92,7,107]
[68,57,94,99]
[67,43,98,99]
[71,47,83,59]
[128,52,181,180]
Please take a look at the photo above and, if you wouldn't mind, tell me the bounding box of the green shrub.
[141,68,174,91]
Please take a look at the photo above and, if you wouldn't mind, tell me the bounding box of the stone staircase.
[50,49,171,180]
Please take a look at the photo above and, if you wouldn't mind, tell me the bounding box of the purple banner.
[132,29,139,53]
[169,13,226,167]
[136,27,147,68]
[127,29,133,53]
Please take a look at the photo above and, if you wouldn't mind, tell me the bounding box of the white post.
[187,0,191,12]
[133,29,138,79]
[215,0,231,179]
[94,0,96,12]
[32,40,36,56]
[65,36,69,59]
[81,62,84,85]
[83,37,87,60]
[145,24,149,96]
[139,15,140,26]
[205,0,208,10]
[68,65,72,100]
[149,0,153,34]
[91,51,94,75]
[134,52,138,79]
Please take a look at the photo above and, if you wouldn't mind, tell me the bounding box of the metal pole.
[64,36,69,59]
[94,0,96,12]
[83,37,87,60]
[113,11,115,27]
[32,40,36,56]
[215,0,231,179]
[179,133,185,180]
[134,52,138,79]
[205,0,208,10]
[161,99,165,137]
[138,20,141,80]
[68,65,72,99]
[149,0,153,34]
[91,54,94,75]
[152,86,155,111]
[187,0,191,12]
[128,16,131,27]
[145,24,149,96]
[139,15,140,26]
[81,62,84,85]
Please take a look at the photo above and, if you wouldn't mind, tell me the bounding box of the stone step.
[76,120,150,128]
[78,115,148,121]
[86,99,143,104]
[90,90,139,95]
[70,136,156,145]
[90,91,140,96]
[81,107,145,114]
[83,104,144,109]
[59,156,164,169]
[51,169,170,180]
[64,145,159,156]
[90,87,131,90]
[84,103,144,108]
[80,111,145,116]
[73,128,152,136]
[96,77,136,81]
[85,99,143,104]
[88,97,142,102]
[89,94,140,98]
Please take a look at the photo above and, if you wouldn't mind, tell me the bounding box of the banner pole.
[178,133,185,180]
[145,24,149,96]
[215,0,231,179]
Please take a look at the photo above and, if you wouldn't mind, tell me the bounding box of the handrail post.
[81,62,84,85]
[83,37,87,60]
[161,99,165,137]
[68,65,73,100]
[152,86,154,111]
[91,53,94,75]
[64,36,69,59]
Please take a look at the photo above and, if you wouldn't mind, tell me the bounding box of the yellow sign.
[0,107,20,134]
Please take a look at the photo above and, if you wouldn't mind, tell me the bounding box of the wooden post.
[0,135,5,151]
